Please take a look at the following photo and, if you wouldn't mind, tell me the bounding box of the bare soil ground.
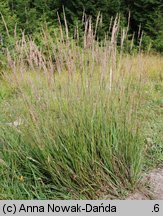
[127,168,163,200]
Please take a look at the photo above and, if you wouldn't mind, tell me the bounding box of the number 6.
[154,204,159,212]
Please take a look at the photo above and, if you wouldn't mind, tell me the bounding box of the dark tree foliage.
[0,0,163,52]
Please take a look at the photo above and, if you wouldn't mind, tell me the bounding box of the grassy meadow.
[0,19,163,199]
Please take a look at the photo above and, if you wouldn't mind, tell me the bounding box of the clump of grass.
[0,70,144,199]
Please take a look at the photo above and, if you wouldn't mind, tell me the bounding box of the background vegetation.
[0,0,163,53]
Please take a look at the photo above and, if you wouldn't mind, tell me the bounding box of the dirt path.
[127,168,163,200]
